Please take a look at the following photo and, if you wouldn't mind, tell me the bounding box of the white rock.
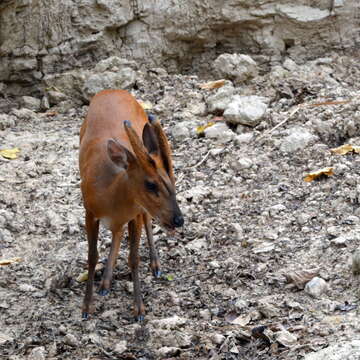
[0,114,16,130]
[48,90,67,105]
[94,57,137,72]
[283,58,298,71]
[213,53,258,83]
[304,340,360,360]
[183,185,209,203]
[209,148,224,156]
[224,95,268,127]
[12,108,38,121]
[171,123,190,141]
[234,133,253,145]
[186,238,207,252]
[232,157,253,170]
[0,332,13,345]
[204,122,234,142]
[150,315,187,329]
[277,5,330,22]
[331,235,348,246]
[253,242,275,254]
[304,277,328,298]
[114,340,127,355]
[199,309,211,320]
[280,127,316,153]
[28,346,46,360]
[19,284,38,292]
[209,260,220,268]
[156,347,180,357]
[83,70,136,100]
[64,333,79,347]
[206,83,235,114]
[275,330,297,347]
[234,299,249,311]
[211,333,225,345]
[21,96,41,111]
[352,250,360,275]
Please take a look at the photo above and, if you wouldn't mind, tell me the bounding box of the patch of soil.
[1,54,360,359]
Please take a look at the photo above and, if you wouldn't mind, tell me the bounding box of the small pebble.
[304,277,329,298]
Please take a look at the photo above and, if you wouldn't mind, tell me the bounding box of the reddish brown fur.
[79,89,183,320]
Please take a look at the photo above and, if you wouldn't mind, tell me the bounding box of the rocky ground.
[1,53,360,360]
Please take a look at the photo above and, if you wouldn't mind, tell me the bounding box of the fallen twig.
[188,150,211,169]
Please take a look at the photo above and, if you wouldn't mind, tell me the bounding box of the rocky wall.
[0,0,359,102]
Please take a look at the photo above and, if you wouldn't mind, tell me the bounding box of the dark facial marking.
[145,180,159,195]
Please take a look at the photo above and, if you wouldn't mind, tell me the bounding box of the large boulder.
[213,54,258,83]
[224,95,268,127]
[82,57,137,100]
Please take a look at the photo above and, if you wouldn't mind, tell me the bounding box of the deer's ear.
[107,139,135,170]
[142,123,159,154]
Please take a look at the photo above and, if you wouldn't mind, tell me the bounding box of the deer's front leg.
[82,210,99,319]
[99,229,123,296]
[143,212,161,278]
[128,215,145,321]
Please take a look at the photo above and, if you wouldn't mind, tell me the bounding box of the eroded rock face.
[0,0,358,100]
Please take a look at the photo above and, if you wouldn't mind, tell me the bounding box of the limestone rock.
[114,340,127,355]
[1,2,358,100]
[150,315,187,330]
[234,133,253,145]
[304,277,328,298]
[204,123,234,142]
[21,96,41,111]
[213,53,258,83]
[206,82,235,114]
[171,123,190,141]
[304,341,360,360]
[28,346,46,360]
[48,90,67,105]
[224,95,268,127]
[280,127,317,153]
[0,114,17,130]
[82,69,136,101]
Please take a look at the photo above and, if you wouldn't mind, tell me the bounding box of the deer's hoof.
[82,312,89,320]
[135,314,145,322]
[153,269,162,278]
[98,288,110,296]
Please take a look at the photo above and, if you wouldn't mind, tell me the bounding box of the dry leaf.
[76,263,104,282]
[138,100,153,110]
[199,79,226,90]
[304,167,334,182]
[284,268,320,289]
[196,122,215,135]
[0,257,22,266]
[0,148,20,160]
[230,313,252,326]
[330,144,360,155]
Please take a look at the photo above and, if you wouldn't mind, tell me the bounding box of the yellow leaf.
[330,144,360,155]
[76,263,104,282]
[0,257,22,266]
[199,79,226,90]
[304,167,334,182]
[0,148,20,160]
[138,100,153,110]
[196,122,215,135]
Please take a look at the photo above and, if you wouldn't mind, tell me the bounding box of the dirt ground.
[1,53,360,360]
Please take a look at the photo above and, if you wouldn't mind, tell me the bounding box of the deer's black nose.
[173,215,184,228]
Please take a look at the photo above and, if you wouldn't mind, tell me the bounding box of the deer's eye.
[145,180,158,194]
